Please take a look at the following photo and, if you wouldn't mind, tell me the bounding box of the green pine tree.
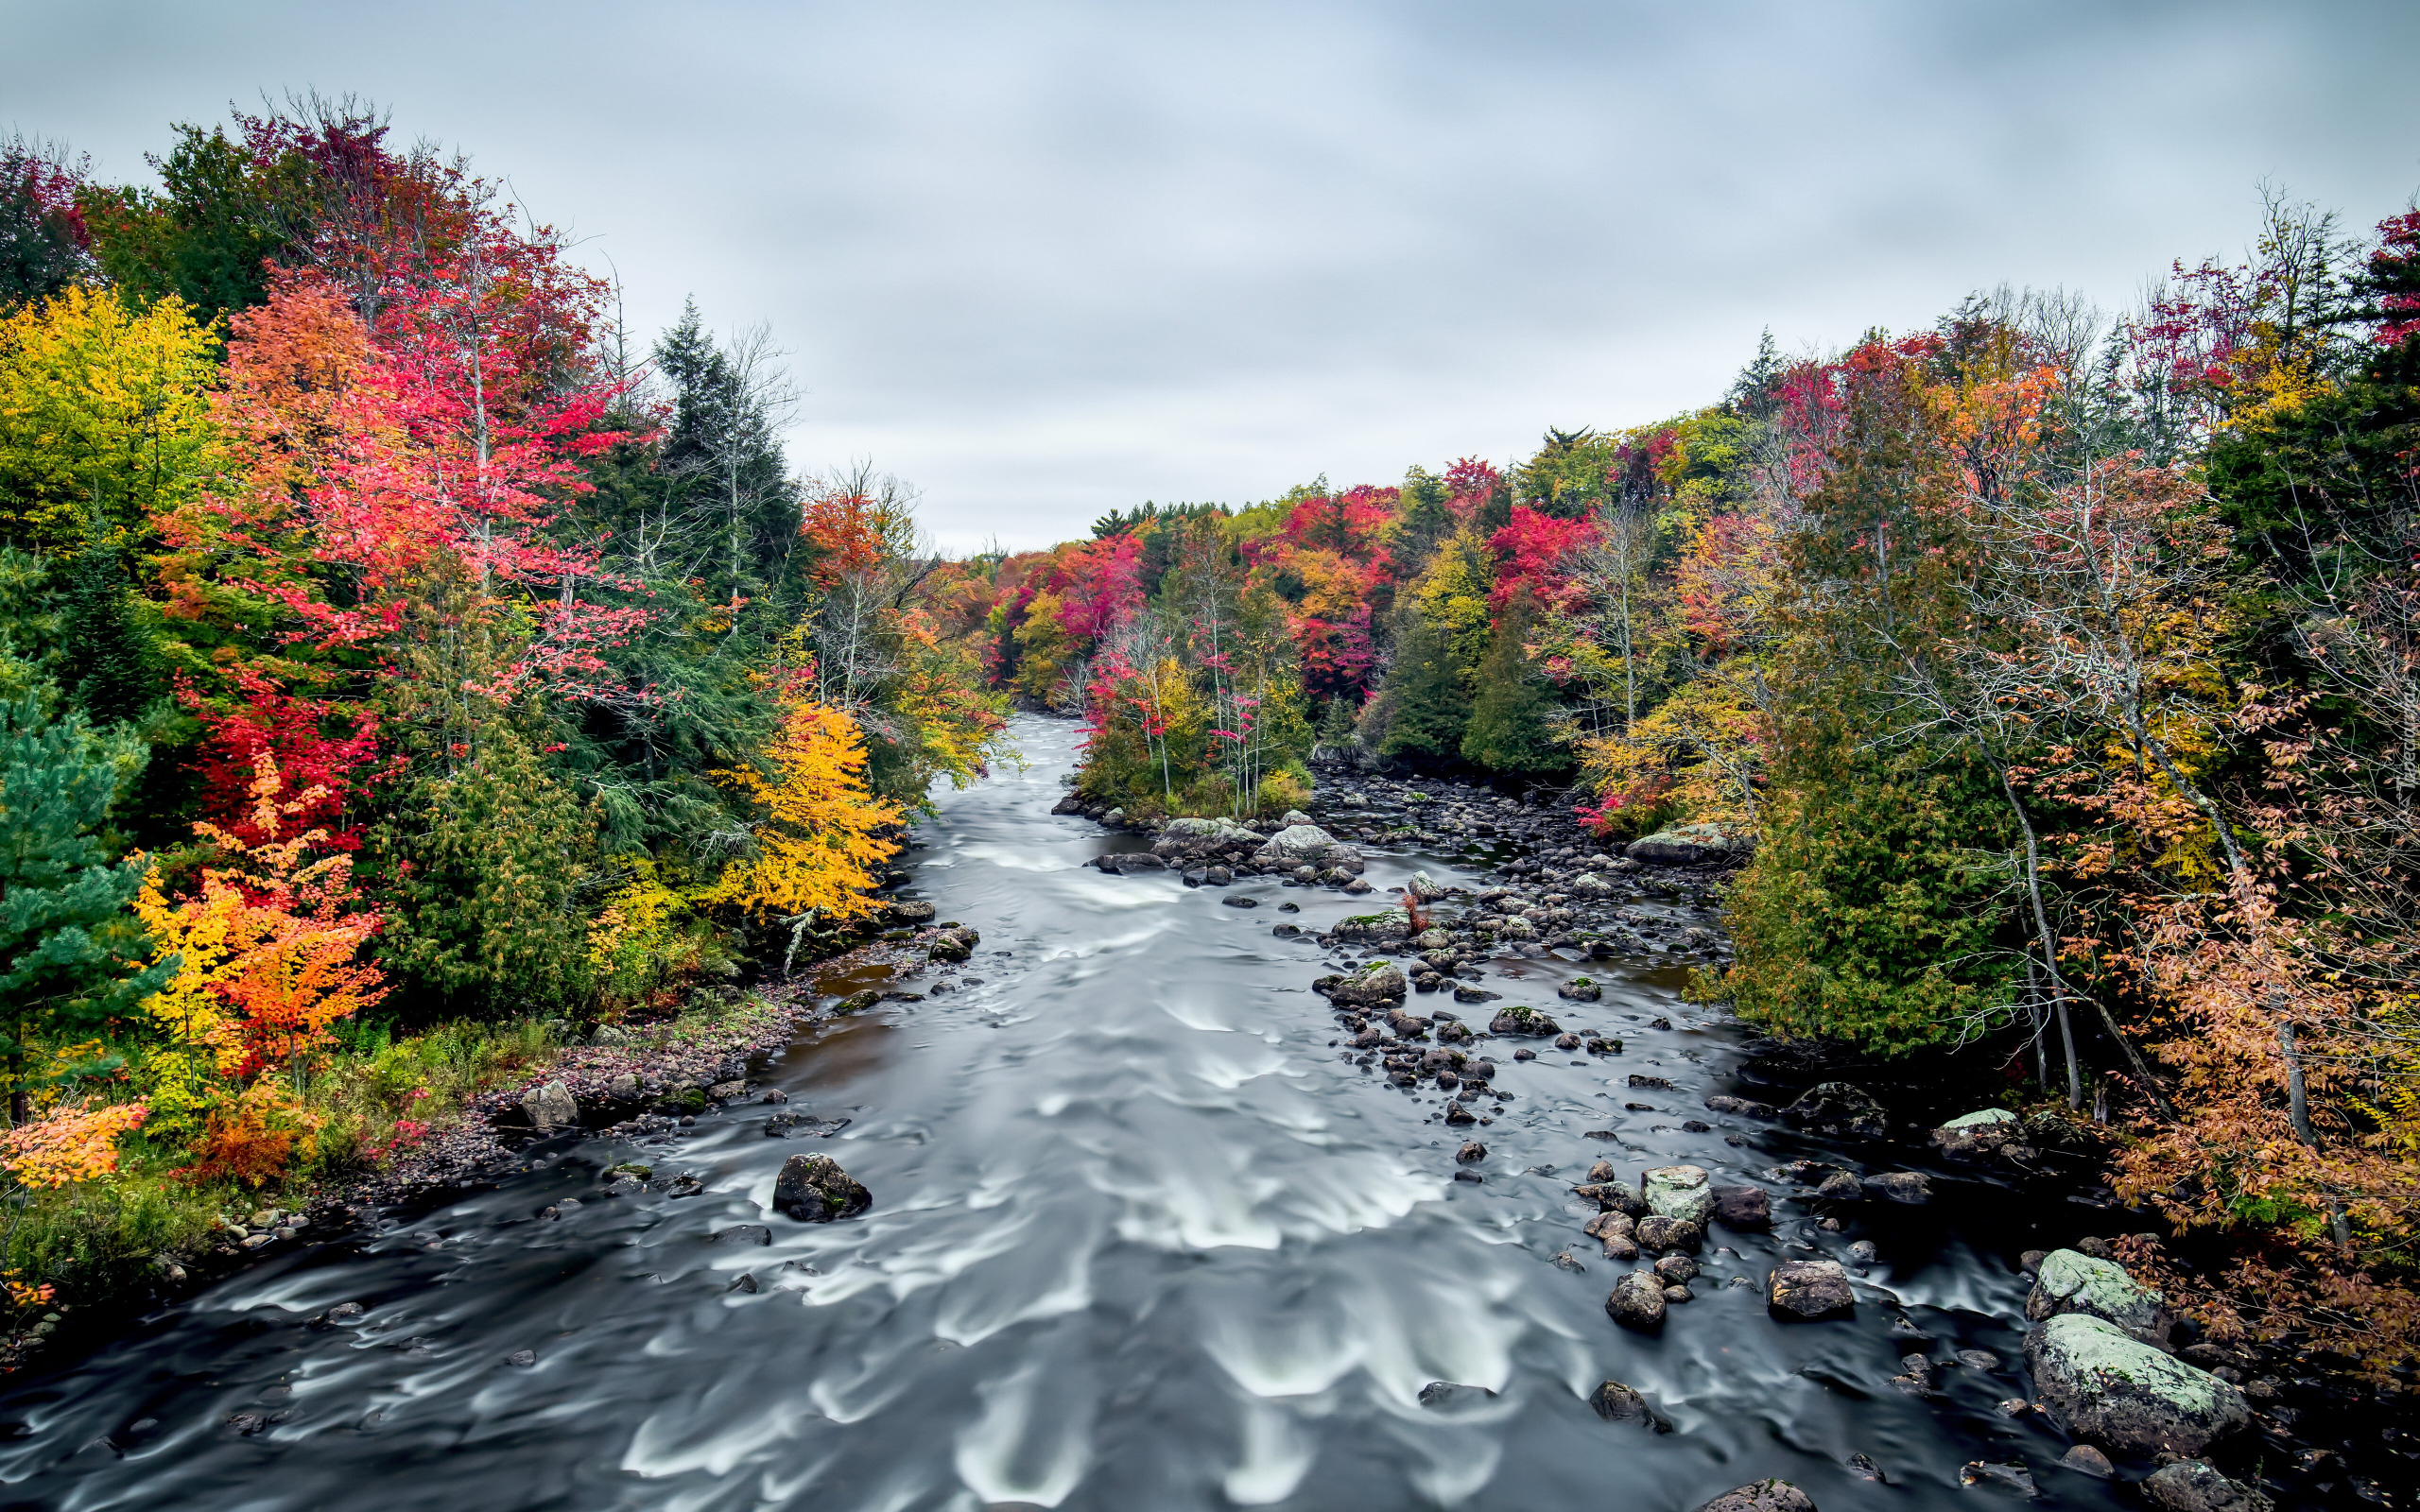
[1375,609,1468,763]
[60,522,159,727]
[1316,696,1357,748]
[0,647,168,1123]
[372,729,596,1019]
[1460,593,1566,776]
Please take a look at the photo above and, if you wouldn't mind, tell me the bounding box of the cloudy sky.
[7,0,2415,550]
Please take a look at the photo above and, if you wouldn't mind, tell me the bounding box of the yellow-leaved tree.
[705,700,901,921]
[0,284,218,555]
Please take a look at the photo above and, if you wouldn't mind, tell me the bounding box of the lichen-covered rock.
[1254,823,1338,865]
[1574,1182,1647,1216]
[1767,1260,1856,1321]
[1487,1005,1560,1037]
[1624,822,1752,868]
[2026,1248,2173,1345]
[1334,908,1412,941]
[1406,869,1446,901]
[1326,962,1408,1006]
[1704,1094,1777,1119]
[1109,850,1168,873]
[1412,927,1454,950]
[2024,1314,2248,1456]
[1693,1480,1814,1512]
[1786,1082,1888,1138]
[1605,1270,1667,1332]
[772,1154,873,1222]
[1642,1164,1714,1224]
[1929,1106,2019,1158]
[2141,1459,2272,1512]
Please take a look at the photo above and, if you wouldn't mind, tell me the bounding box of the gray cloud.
[7,0,2415,547]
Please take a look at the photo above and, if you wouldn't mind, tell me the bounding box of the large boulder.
[1605,1270,1667,1332]
[1333,908,1412,942]
[1694,1481,1814,1512]
[1110,850,1169,874]
[1767,1260,1855,1321]
[2141,1460,2273,1512]
[1624,822,1751,868]
[1327,962,1408,1007]
[772,1154,873,1222]
[1253,824,1361,873]
[522,1081,578,1130]
[1487,1005,1560,1037]
[1930,1106,2021,1159]
[2024,1314,2248,1456]
[1155,816,1259,852]
[2026,1248,2173,1346]
[1641,1164,1714,1225]
[1785,1082,1889,1138]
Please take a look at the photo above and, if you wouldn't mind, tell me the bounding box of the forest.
[3,101,2415,1380]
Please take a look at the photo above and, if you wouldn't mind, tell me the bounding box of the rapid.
[0,715,2125,1511]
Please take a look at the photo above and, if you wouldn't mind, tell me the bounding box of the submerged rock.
[1866,1171,1931,1205]
[2024,1314,2247,1456]
[1785,1082,1888,1138]
[2141,1460,2270,1512]
[1588,1379,1662,1427]
[772,1154,873,1223]
[1693,1480,1814,1512]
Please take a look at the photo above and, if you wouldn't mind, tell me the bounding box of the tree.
[372,729,593,1017]
[0,651,168,1123]
[0,284,217,557]
[1373,608,1466,764]
[1461,592,1565,776]
[1,134,94,306]
[703,699,900,921]
[58,520,161,727]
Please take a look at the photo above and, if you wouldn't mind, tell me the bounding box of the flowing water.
[0,715,2129,1510]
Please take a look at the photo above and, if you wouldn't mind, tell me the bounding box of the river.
[0,714,2127,1510]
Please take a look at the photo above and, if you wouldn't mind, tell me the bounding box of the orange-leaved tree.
[703,696,900,922]
[136,749,386,1134]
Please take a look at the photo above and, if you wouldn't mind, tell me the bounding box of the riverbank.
[0,918,957,1378]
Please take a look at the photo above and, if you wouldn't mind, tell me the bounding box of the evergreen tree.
[1393,468,1455,575]
[1461,592,1566,775]
[1315,695,1357,749]
[372,729,595,1019]
[654,301,799,602]
[0,648,167,1123]
[1727,327,1787,420]
[1374,609,1467,764]
[59,522,158,726]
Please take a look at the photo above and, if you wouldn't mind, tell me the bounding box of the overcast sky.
[7,1,2416,550]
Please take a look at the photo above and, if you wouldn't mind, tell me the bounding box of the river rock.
[1575,1182,1646,1216]
[1254,823,1338,865]
[1583,1210,1635,1240]
[2026,1248,2172,1345]
[1557,976,1602,1002]
[2141,1460,2270,1512]
[888,898,937,924]
[772,1154,873,1223]
[1110,851,1168,874]
[1767,1260,1856,1320]
[1710,1185,1772,1229]
[1415,1381,1495,1408]
[1785,1082,1888,1138]
[1930,1106,2019,1159]
[2023,1314,2248,1456]
[1328,962,1408,1006]
[2057,1445,2113,1478]
[1334,907,1410,940]
[523,1081,578,1130]
[1487,1006,1559,1037]
[1642,1164,1713,1224]
[1704,1094,1777,1119]
[1588,1379,1660,1427]
[1570,872,1615,897]
[1456,1142,1486,1163]
[1634,1216,1703,1253]
[1412,927,1454,950]
[1815,1171,1864,1202]
[1605,1270,1667,1332]
[928,931,974,963]
[1406,869,1446,902]
[1693,1480,1814,1512]
[710,1224,771,1246]
[1866,1171,1931,1205]
[1624,822,1751,868]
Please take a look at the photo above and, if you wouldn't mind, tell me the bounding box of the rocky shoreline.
[1092,765,2403,1510]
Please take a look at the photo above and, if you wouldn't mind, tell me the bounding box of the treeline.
[0,101,1008,1292]
[994,194,2420,1377]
